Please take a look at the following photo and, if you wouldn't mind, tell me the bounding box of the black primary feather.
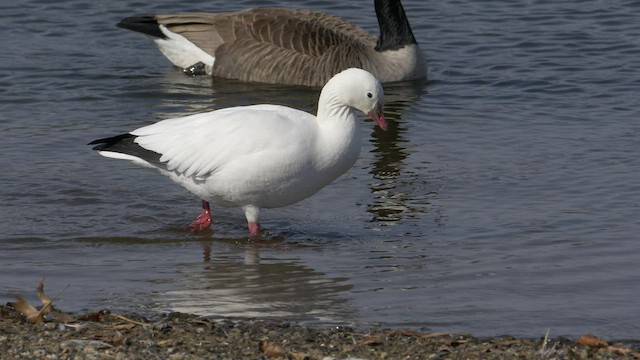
[88,133,163,165]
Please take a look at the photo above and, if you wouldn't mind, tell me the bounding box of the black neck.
[374,0,418,52]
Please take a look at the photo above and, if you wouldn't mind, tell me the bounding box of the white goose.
[117,0,426,86]
[89,68,386,237]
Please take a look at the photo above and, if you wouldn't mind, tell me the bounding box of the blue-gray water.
[2,0,639,339]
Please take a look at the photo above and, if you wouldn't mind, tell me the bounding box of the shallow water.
[1,0,640,339]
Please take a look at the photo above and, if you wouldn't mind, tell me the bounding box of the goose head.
[321,68,387,130]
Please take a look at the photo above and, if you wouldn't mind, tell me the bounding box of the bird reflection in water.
[367,80,435,224]
[156,238,355,323]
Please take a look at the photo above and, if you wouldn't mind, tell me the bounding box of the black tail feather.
[89,133,134,150]
[117,16,167,39]
[89,133,162,165]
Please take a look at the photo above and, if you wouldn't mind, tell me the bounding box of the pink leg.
[248,222,260,238]
[188,200,212,232]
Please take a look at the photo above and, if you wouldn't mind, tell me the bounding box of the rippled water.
[1,0,639,339]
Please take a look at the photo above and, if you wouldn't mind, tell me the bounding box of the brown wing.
[158,8,376,87]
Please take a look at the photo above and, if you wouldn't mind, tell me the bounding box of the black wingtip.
[88,133,136,151]
[89,133,163,165]
[117,15,167,39]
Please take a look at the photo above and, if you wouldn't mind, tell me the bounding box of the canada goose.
[117,0,426,86]
[89,68,386,237]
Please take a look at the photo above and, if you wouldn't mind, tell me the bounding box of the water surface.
[1,0,639,339]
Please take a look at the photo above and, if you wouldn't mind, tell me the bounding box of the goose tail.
[117,16,166,39]
[89,134,162,169]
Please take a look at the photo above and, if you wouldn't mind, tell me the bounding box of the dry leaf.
[606,345,632,355]
[9,296,43,324]
[78,310,109,322]
[37,279,73,323]
[9,278,71,324]
[36,278,52,313]
[357,334,384,346]
[577,334,608,348]
[259,340,285,358]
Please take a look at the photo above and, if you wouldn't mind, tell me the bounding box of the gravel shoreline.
[1,305,638,359]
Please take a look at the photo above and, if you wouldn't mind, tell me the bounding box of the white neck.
[314,88,362,174]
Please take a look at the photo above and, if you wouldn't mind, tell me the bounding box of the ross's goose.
[117,0,426,86]
[89,68,386,237]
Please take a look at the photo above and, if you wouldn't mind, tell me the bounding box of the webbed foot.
[183,62,207,76]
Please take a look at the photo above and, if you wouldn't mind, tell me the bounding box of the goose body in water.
[89,68,386,237]
[117,0,426,86]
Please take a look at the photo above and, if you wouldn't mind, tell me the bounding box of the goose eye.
[367,92,373,98]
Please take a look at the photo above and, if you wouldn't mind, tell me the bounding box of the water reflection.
[157,240,354,323]
[156,70,319,115]
[367,80,433,223]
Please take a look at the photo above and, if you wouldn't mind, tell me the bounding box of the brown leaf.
[9,296,43,324]
[78,311,108,322]
[36,278,52,312]
[606,345,632,355]
[259,340,285,358]
[357,334,384,346]
[8,279,71,325]
[577,334,608,348]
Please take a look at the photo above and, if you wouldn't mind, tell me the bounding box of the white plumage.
[90,68,386,237]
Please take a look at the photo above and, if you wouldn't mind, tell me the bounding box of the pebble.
[1,305,636,360]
